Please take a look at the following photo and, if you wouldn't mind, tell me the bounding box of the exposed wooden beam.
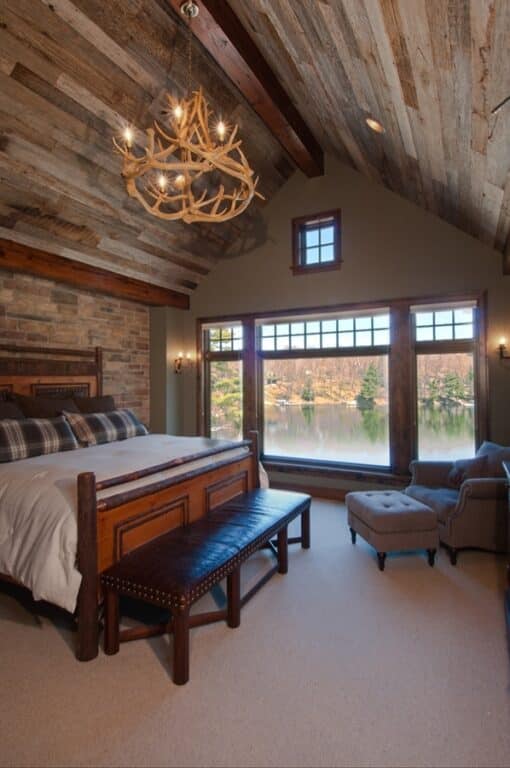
[0,239,190,309]
[167,0,324,178]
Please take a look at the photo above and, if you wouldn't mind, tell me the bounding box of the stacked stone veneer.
[0,270,150,424]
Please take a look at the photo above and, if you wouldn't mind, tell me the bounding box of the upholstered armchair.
[405,442,509,564]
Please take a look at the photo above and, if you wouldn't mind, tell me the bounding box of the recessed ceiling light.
[366,117,385,134]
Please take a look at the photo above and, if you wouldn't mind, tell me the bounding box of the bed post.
[76,471,99,661]
[248,430,260,489]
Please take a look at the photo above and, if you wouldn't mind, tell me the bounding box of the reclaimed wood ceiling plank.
[0,0,295,297]
[232,0,510,259]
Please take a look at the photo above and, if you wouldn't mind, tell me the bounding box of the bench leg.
[377,552,386,572]
[301,505,311,549]
[277,526,288,574]
[227,567,241,628]
[103,587,120,656]
[172,606,190,685]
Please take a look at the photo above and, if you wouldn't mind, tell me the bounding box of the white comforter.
[0,434,247,613]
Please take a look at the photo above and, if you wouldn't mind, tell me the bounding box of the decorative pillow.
[63,409,148,446]
[14,394,80,419]
[0,401,26,420]
[74,395,116,414]
[475,441,510,478]
[0,416,79,463]
[447,455,488,489]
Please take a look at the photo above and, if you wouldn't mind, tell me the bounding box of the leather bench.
[101,488,311,684]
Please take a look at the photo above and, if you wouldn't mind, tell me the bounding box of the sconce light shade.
[498,338,510,359]
[174,351,194,374]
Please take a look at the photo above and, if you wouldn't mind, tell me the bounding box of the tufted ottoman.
[345,490,438,571]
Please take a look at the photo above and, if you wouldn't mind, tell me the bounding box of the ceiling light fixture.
[365,117,385,134]
[113,0,263,224]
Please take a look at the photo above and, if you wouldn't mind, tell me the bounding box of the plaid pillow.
[63,409,148,446]
[0,416,79,463]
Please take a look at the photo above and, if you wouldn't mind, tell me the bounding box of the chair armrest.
[460,477,508,501]
[409,460,453,486]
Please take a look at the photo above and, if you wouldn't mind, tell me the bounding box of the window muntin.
[205,325,243,352]
[259,313,390,352]
[414,306,474,342]
[292,210,341,272]
[263,356,389,466]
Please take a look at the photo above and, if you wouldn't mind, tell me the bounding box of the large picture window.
[199,293,486,477]
[263,356,389,465]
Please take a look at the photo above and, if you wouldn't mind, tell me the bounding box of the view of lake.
[263,402,475,464]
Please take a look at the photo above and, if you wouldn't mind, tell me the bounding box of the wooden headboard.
[0,345,103,399]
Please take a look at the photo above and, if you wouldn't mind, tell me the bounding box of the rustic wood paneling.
[231,0,510,258]
[0,0,294,295]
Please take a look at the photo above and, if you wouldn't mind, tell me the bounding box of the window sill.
[291,261,343,276]
[263,457,410,487]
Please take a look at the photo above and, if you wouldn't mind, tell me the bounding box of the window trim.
[291,209,342,275]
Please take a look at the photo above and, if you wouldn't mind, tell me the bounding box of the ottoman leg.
[427,548,436,567]
[449,547,458,566]
[377,552,386,571]
[349,527,356,545]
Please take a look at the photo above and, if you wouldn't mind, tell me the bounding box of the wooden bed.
[0,344,258,661]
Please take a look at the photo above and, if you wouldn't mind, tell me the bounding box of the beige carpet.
[1,499,509,768]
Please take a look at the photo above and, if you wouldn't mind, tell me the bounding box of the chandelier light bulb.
[175,173,186,189]
[157,174,168,191]
[365,117,385,134]
[122,126,134,147]
[216,121,226,141]
[173,104,183,120]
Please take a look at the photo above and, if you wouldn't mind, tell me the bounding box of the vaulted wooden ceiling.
[0,0,294,303]
[232,0,510,262]
[0,0,509,306]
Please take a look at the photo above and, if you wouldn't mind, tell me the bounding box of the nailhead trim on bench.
[101,507,305,609]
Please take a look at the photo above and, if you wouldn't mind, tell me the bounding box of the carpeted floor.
[1,499,509,768]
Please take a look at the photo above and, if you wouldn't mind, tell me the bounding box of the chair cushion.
[476,441,510,477]
[346,491,436,533]
[447,455,488,488]
[405,485,459,522]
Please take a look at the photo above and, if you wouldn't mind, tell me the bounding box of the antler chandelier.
[113,1,263,224]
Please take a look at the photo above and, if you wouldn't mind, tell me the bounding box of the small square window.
[292,210,342,274]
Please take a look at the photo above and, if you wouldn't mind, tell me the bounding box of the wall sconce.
[174,351,194,374]
[498,337,510,359]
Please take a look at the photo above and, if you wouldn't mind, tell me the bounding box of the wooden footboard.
[76,431,260,661]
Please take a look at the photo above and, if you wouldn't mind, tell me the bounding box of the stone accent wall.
[0,270,150,424]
